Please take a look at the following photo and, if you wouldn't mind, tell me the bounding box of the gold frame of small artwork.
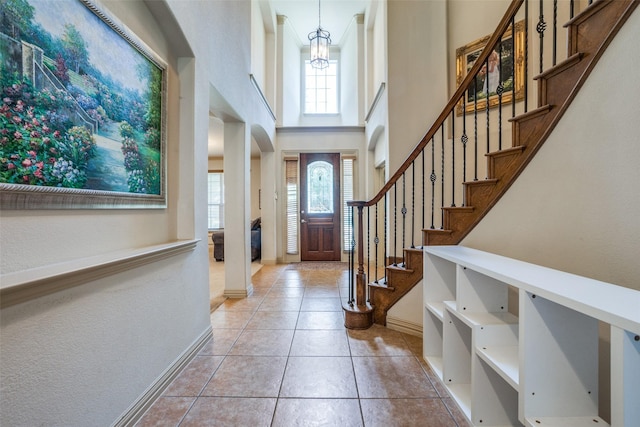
[456,20,525,115]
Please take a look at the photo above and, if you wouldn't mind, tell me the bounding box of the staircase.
[344,0,639,328]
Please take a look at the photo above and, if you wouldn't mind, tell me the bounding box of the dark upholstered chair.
[211,218,261,261]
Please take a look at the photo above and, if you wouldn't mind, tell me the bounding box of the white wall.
[251,0,267,89]
[386,0,449,174]
[368,0,386,106]
[280,17,301,126]
[340,16,360,126]
[0,1,211,425]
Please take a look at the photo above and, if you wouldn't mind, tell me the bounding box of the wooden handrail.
[362,0,525,207]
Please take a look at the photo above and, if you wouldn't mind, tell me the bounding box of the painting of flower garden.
[0,0,165,207]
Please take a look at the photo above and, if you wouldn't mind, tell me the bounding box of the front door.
[300,153,341,261]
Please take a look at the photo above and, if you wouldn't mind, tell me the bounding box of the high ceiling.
[270,0,370,46]
[208,0,371,157]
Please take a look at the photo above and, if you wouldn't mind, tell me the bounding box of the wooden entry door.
[300,153,341,261]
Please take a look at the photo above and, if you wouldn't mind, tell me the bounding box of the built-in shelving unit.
[423,246,640,427]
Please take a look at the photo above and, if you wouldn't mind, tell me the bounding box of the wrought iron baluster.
[498,35,504,151]
[374,203,379,284]
[440,125,445,229]
[411,162,415,248]
[430,136,436,229]
[366,205,370,284]
[474,81,479,181]
[462,92,468,206]
[384,192,388,283]
[393,183,398,265]
[570,0,575,19]
[485,56,491,171]
[401,173,406,265]
[525,0,529,113]
[553,0,558,66]
[422,150,425,231]
[537,0,546,74]
[512,17,516,119]
[451,110,456,207]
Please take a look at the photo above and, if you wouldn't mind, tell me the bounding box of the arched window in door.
[307,161,333,214]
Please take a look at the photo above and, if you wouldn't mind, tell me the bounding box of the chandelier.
[308,0,331,69]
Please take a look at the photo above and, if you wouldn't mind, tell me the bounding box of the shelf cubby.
[473,355,520,426]
[520,291,599,422]
[422,245,640,427]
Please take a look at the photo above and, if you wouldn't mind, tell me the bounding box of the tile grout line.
[270,268,295,427]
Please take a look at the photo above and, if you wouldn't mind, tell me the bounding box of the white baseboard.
[386,315,423,338]
[223,283,254,298]
[112,326,212,427]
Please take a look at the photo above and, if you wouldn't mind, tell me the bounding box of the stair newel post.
[348,205,354,306]
[355,203,366,306]
[343,201,374,329]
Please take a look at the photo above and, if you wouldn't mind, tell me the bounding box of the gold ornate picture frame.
[456,20,525,115]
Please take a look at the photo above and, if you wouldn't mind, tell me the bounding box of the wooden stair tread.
[533,53,584,81]
[464,179,499,187]
[369,280,394,291]
[508,104,553,123]
[564,0,610,28]
[442,206,474,213]
[423,228,453,233]
[486,146,525,159]
[387,265,414,274]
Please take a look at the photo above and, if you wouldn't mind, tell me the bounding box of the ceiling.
[208,0,371,157]
[270,0,370,46]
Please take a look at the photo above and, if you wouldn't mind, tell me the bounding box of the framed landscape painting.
[0,0,167,208]
[456,20,525,115]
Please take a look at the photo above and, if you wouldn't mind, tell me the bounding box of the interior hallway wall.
[0,1,211,425]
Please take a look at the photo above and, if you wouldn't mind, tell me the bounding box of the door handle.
[301,219,307,223]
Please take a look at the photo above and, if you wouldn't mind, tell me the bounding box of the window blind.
[342,158,354,251]
[285,159,298,254]
[207,172,224,229]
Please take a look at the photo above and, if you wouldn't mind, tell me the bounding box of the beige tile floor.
[136,263,471,427]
